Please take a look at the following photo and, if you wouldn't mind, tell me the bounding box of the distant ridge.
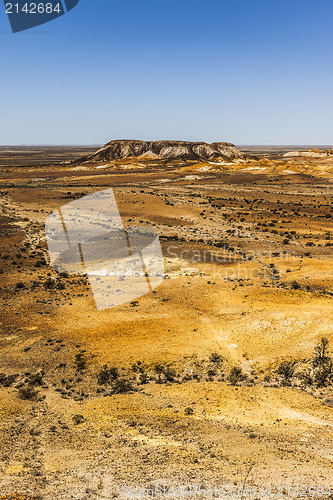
[76,139,244,163]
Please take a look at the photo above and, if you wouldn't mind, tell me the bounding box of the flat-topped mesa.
[78,140,244,163]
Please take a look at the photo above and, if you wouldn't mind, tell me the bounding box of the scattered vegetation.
[274,338,333,388]
[1,339,331,405]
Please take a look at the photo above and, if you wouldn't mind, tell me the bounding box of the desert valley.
[0,140,333,499]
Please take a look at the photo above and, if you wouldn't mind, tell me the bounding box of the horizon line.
[1,143,333,148]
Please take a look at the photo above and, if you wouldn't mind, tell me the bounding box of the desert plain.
[0,143,333,499]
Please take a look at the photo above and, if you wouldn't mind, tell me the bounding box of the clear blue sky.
[1,0,333,145]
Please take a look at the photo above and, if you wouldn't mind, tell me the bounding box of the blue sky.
[1,0,333,145]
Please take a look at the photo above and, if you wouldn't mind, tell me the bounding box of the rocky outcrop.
[283,149,333,159]
[78,140,243,163]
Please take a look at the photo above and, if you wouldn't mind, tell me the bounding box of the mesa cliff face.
[78,139,243,163]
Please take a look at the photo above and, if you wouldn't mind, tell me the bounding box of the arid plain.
[0,144,333,499]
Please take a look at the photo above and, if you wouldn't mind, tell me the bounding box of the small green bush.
[28,372,44,386]
[97,365,118,385]
[1,374,18,387]
[313,337,330,367]
[164,368,176,382]
[72,414,85,425]
[139,372,149,384]
[291,281,301,290]
[75,353,87,372]
[228,367,246,385]
[131,361,144,373]
[209,352,223,364]
[154,363,164,374]
[207,369,216,379]
[44,278,55,289]
[314,362,333,387]
[18,386,38,400]
[112,378,134,394]
[277,360,296,380]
